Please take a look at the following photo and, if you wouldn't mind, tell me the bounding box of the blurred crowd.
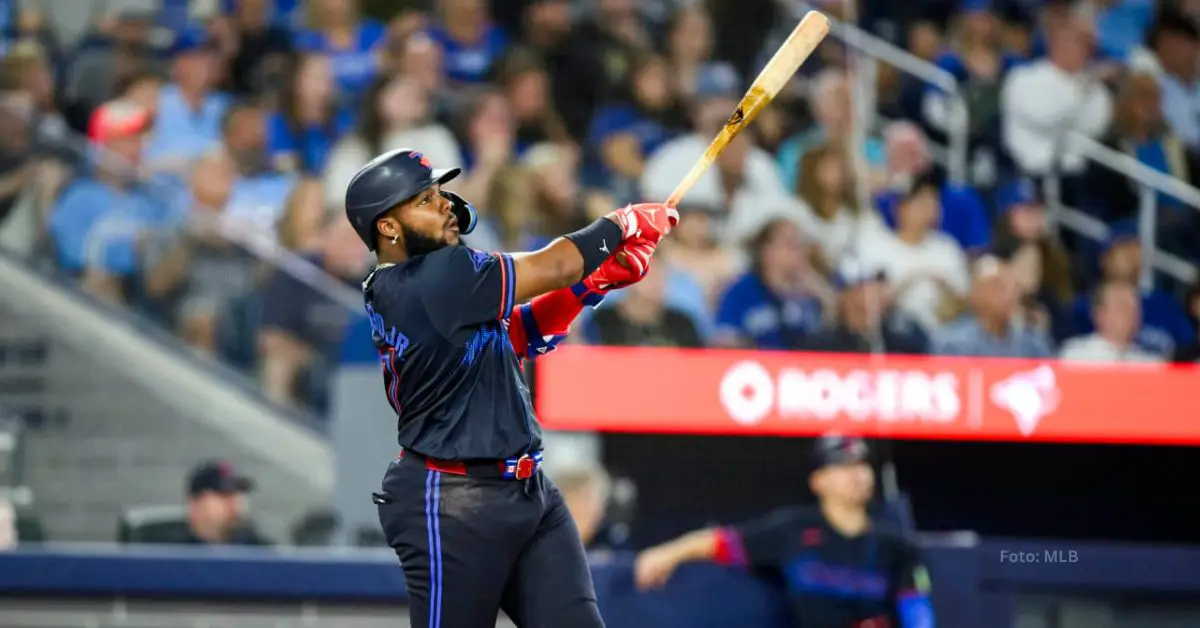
[3,0,1200,418]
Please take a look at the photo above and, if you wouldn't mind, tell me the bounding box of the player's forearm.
[507,286,586,358]
[665,528,723,564]
[510,218,622,304]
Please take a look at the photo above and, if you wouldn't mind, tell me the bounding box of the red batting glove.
[572,239,657,306]
[605,202,680,244]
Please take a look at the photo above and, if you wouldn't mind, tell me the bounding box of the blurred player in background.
[634,435,935,628]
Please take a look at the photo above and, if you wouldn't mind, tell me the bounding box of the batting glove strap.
[571,281,607,308]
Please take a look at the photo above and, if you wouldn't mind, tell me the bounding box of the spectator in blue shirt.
[268,53,354,174]
[921,0,1022,188]
[425,0,510,85]
[50,100,172,305]
[776,69,886,193]
[1136,12,1200,149]
[1072,222,1196,357]
[1086,0,1156,62]
[933,255,1055,358]
[587,53,679,203]
[144,29,231,181]
[875,121,993,255]
[293,0,386,103]
[715,218,824,350]
[216,102,297,237]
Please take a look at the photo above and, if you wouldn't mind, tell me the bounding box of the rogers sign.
[535,347,1200,445]
[720,361,961,426]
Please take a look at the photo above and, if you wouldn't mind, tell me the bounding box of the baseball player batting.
[344,148,676,627]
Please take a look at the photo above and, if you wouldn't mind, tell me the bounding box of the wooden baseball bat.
[665,10,831,208]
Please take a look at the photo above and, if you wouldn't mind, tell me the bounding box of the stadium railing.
[2,541,1200,628]
[815,6,971,187]
[1053,132,1200,288]
[807,2,1200,289]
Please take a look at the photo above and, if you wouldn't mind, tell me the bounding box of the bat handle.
[664,155,716,212]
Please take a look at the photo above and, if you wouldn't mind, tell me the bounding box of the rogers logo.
[719,361,962,426]
[720,361,775,425]
[990,366,1060,437]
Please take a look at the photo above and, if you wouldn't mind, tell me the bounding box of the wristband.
[563,217,623,280]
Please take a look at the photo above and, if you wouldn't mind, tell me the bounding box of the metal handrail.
[1049,131,1200,288]
[807,6,970,185]
[1069,132,1200,207]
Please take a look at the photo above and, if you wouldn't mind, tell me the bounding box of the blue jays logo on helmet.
[343,148,465,250]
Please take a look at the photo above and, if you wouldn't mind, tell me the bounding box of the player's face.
[194,491,245,531]
[814,461,875,506]
[381,185,460,256]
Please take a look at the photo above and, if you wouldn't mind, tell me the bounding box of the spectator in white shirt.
[793,141,887,274]
[859,171,971,333]
[1060,280,1164,362]
[323,72,463,210]
[640,63,800,244]
[1001,15,1113,176]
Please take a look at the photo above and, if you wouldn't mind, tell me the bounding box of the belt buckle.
[513,454,536,480]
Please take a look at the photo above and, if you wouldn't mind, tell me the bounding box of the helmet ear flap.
[440,191,478,235]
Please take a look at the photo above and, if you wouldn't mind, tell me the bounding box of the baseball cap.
[1101,218,1139,256]
[694,62,741,101]
[835,256,887,289]
[996,178,1039,214]
[188,460,255,497]
[169,27,216,56]
[87,99,151,143]
[812,434,870,470]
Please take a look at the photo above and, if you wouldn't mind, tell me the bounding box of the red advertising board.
[535,346,1200,445]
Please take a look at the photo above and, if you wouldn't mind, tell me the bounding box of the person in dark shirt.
[589,263,704,348]
[1172,279,1200,363]
[345,148,675,628]
[211,0,294,97]
[804,258,928,355]
[132,460,271,546]
[634,435,935,628]
[181,460,271,545]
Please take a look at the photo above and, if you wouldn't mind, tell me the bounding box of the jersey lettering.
[366,302,409,352]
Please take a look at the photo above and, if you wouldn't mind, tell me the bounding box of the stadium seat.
[117,504,190,544]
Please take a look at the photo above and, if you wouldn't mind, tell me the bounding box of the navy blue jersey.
[362,245,541,460]
[727,506,934,628]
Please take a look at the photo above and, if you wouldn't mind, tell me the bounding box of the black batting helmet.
[344,148,474,251]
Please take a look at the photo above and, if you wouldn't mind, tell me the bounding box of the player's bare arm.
[634,528,723,590]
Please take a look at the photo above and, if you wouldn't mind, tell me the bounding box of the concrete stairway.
[0,257,333,543]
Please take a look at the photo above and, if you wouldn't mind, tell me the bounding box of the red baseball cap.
[88,99,151,143]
